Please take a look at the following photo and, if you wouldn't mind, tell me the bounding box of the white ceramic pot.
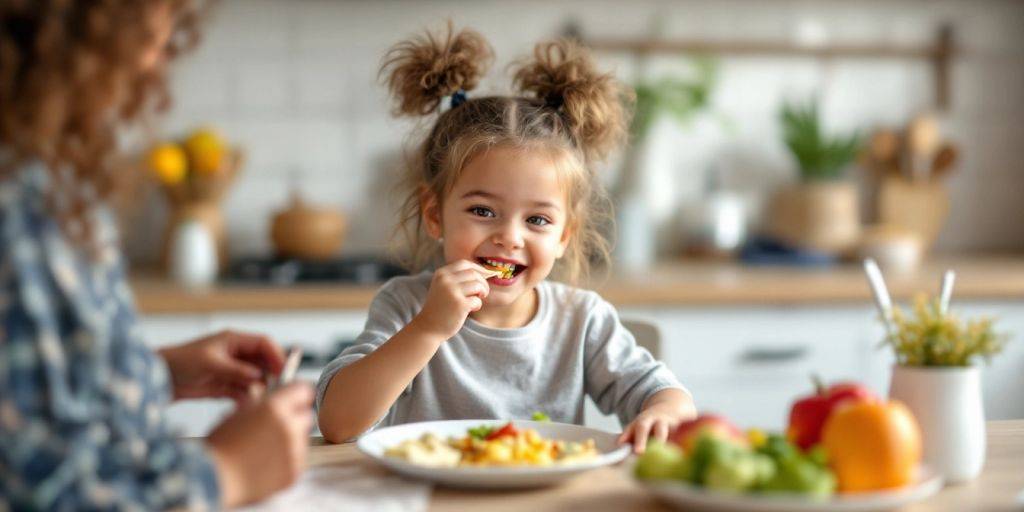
[170,218,218,289]
[888,364,986,484]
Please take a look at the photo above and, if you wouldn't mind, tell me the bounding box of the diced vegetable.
[468,425,496,440]
[485,422,519,441]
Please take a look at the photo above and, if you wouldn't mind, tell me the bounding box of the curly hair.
[381,23,632,284]
[0,0,207,246]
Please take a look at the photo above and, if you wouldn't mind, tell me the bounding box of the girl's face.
[425,145,572,310]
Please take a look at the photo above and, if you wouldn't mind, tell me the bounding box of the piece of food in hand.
[787,378,876,451]
[184,126,227,174]
[634,440,691,481]
[670,414,747,453]
[148,143,188,185]
[821,399,922,492]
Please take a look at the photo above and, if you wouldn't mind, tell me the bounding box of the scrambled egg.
[385,422,599,467]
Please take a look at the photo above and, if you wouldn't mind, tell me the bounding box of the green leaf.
[779,97,863,181]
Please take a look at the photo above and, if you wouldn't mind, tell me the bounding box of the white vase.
[170,218,218,289]
[888,364,985,484]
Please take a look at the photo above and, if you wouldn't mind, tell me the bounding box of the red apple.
[787,377,876,451]
[669,414,746,453]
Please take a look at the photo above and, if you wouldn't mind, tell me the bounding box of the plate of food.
[357,419,630,488]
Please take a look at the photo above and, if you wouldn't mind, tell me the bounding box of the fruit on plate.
[636,429,834,497]
[821,399,922,492]
[693,435,775,493]
[787,377,876,450]
[756,434,836,497]
[670,414,747,453]
[634,441,691,481]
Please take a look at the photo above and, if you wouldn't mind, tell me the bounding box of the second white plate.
[638,465,943,512]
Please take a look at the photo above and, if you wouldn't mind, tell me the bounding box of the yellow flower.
[184,127,226,174]
[148,143,187,185]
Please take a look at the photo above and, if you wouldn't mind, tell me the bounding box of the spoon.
[862,258,897,338]
[939,269,956,315]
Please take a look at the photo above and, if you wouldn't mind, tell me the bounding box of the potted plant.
[883,294,1008,484]
[767,97,863,253]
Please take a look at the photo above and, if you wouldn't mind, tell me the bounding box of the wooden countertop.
[133,254,1024,314]
[303,420,1024,512]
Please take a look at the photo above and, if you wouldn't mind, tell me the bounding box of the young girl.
[317,26,695,452]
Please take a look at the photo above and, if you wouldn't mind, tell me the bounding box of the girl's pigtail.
[512,39,632,163]
[380,22,494,117]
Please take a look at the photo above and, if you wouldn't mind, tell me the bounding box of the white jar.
[888,364,986,484]
[170,218,218,289]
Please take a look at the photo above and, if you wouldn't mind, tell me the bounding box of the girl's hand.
[159,330,285,404]
[413,260,494,340]
[206,382,313,507]
[618,389,697,454]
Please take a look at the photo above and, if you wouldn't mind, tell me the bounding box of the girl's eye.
[469,206,495,218]
[527,216,551,226]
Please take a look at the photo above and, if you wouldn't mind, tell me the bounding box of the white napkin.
[235,464,432,512]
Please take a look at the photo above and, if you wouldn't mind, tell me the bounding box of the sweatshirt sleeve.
[582,295,690,426]
[0,176,221,511]
[314,276,420,430]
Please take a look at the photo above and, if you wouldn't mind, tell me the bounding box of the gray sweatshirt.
[316,272,686,434]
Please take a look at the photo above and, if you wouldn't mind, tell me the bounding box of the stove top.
[225,255,407,285]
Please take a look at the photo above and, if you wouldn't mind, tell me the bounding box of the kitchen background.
[125,0,1024,435]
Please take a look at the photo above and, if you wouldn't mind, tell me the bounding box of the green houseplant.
[780,98,863,181]
[767,97,865,253]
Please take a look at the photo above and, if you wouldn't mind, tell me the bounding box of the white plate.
[357,419,630,489]
[638,466,943,512]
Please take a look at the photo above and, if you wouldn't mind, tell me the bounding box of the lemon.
[148,143,187,185]
[184,127,226,174]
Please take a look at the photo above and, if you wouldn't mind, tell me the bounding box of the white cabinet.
[140,300,1024,436]
[611,302,1024,430]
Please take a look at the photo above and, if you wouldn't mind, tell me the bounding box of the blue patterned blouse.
[1,163,220,510]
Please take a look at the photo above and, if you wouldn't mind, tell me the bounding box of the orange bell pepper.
[821,399,922,492]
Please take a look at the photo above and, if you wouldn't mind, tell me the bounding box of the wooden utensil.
[907,114,940,182]
[931,143,959,180]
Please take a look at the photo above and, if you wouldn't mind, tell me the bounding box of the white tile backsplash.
[123,0,1024,263]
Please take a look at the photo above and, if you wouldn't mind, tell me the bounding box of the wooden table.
[306,420,1024,512]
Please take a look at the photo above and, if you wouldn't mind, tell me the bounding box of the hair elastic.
[450,90,467,109]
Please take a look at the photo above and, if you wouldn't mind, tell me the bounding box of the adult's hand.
[206,383,314,507]
[159,330,286,404]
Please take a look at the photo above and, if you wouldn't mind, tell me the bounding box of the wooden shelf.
[572,23,955,109]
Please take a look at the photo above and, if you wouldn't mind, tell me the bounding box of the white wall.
[123,0,1024,262]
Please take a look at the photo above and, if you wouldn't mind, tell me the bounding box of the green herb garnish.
[468,425,495,440]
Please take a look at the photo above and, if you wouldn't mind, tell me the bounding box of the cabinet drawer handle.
[738,345,810,363]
